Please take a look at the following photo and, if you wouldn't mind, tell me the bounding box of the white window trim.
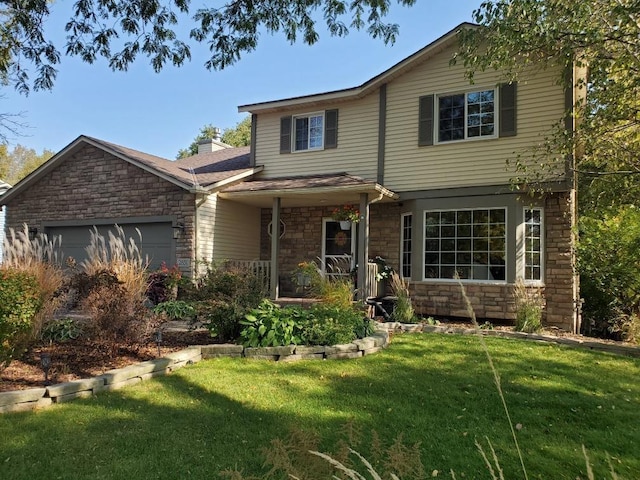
[421,206,508,284]
[522,207,545,284]
[292,111,325,152]
[434,86,498,145]
[400,212,413,280]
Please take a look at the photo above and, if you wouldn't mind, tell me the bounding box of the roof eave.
[191,166,265,194]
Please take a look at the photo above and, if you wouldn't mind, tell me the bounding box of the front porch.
[219,173,399,303]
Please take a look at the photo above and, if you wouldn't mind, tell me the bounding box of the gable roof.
[0,136,261,205]
[238,22,476,114]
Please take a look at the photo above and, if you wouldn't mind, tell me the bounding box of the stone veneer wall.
[258,191,578,331]
[409,191,579,332]
[260,203,402,296]
[4,144,195,272]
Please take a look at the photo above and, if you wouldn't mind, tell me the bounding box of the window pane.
[524,208,543,280]
[439,94,465,142]
[423,207,506,281]
[295,117,309,150]
[309,115,323,148]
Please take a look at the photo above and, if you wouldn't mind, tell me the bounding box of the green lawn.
[1,334,639,479]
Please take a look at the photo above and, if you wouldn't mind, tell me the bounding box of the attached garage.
[45,220,175,271]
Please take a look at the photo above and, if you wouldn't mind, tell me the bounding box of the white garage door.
[46,222,174,271]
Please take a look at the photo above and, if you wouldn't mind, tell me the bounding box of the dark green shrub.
[195,300,247,342]
[184,263,267,341]
[302,304,370,345]
[0,269,43,369]
[240,299,307,347]
[578,207,640,341]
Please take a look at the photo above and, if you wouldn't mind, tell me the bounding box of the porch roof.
[219,172,398,207]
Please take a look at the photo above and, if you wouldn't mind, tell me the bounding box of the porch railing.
[366,262,379,299]
[223,260,271,292]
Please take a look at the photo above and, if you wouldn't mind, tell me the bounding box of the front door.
[322,219,356,277]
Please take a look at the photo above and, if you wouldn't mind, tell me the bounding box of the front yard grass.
[1,333,639,479]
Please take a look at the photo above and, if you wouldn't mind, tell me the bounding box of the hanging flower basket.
[332,204,360,224]
[339,220,351,230]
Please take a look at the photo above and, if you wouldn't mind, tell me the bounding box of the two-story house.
[0,23,580,332]
[228,23,580,332]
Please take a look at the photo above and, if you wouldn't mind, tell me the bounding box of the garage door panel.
[46,222,174,271]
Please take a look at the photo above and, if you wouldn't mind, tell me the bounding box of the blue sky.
[2,1,482,159]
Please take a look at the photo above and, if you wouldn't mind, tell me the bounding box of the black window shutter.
[280,116,292,153]
[499,82,517,137]
[418,95,434,146]
[325,109,338,149]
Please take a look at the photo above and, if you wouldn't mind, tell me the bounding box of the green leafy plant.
[513,278,543,333]
[578,207,640,341]
[0,269,42,370]
[153,300,196,321]
[240,299,306,347]
[41,317,83,343]
[195,300,246,342]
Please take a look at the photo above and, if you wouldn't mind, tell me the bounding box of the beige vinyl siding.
[254,94,379,179]
[196,195,216,264]
[384,46,566,192]
[211,196,261,261]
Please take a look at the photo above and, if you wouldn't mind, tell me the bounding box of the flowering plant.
[331,204,360,223]
[292,261,321,289]
[371,256,394,281]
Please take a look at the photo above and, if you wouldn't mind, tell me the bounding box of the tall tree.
[1,0,416,96]
[0,144,54,185]
[176,116,251,158]
[456,0,640,214]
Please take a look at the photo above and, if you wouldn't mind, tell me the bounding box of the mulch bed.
[0,329,214,392]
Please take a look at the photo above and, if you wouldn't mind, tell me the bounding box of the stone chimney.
[197,127,229,154]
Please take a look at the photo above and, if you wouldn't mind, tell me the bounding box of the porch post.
[270,197,281,299]
[357,193,369,301]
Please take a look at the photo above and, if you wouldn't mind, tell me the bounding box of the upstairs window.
[280,109,338,153]
[294,113,324,151]
[438,89,495,142]
[418,83,516,146]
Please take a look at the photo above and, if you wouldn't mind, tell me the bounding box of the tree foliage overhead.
[0,144,54,185]
[176,116,251,158]
[456,0,640,213]
[2,0,416,95]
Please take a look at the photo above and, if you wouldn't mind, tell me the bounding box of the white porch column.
[357,193,369,301]
[270,197,281,299]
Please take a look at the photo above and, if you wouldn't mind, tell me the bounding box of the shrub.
[0,270,42,369]
[2,224,66,340]
[302,304,371,346]
[185,262,267,341]
[147,262,183,305]
[513,278,543,333]
[195,300,248,342]
[578,207,640,341]
[81,281,161,355]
